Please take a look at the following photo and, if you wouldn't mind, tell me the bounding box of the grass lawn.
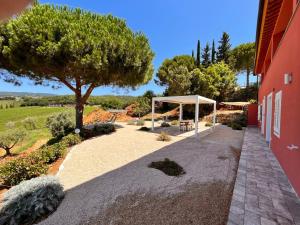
[0,105,97,156]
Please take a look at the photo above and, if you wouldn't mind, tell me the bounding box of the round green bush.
[161,122,171,127]
[0,176,64,225]
[61,134,82,147]
[46,112,75,138]
[139,126,151,131]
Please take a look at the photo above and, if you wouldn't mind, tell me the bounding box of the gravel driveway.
[39,122,244,225]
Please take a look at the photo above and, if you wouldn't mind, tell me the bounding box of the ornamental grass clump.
[136,119,145,126]
[0,176,64,225]
[157,132,171,142]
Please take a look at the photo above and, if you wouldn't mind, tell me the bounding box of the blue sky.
[0,0,259,96]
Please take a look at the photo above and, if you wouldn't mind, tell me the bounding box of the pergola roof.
[153,95,216,105]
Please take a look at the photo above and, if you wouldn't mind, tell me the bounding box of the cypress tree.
[196,40,201,67]
[202,43,211,68]
[211,40,216,64]
[192,50,195,59]
[216,32,231,64]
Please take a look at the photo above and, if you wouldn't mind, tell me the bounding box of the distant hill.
[0,91,56,97]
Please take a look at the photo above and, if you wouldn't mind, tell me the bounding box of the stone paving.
[228,127,300,225]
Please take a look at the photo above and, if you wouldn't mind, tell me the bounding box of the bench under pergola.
[151,95,217,136]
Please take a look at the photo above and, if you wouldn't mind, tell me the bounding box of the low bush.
[93,123,116,135]
[5,121,15,129]
[22,117,37,130]
[46,112,75,138]
[127,120,135,125]
[170,120,179,126]
[139,127,151,132]
[61,133,82,147]
[161,122,171,127]
[231,122,242,130]
[136,120,145,126]
[157,132,171,142]
[148,158,185,176]
[205,122,213,127]
[0,157,48,186]
[0,176,64,225]
[32,142,67,164]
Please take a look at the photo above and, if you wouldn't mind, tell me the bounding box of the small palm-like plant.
[0,176,64,225]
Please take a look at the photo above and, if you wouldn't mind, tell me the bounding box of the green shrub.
[61,133,82,147]
[0,157,48,186]
[80,124,116,139]
[22,117,37,130]
[157,132,171,142]
[0,176,64,225]
[136,119,145,126]
[5,121,15,129]
[139,126,151,131]
[32,142,67,164]
[161,122,171,127]
[46,112,75,138]
[127,120,135,125]
[231,123,242,130]
[170,120,179,126]
[205,122,213,127]
[148,158,185,176]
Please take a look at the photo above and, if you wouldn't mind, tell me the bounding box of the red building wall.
[259,5,300,196]
[248,104,258,126]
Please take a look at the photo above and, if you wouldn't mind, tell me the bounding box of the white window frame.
[258,104,261,121]
[273,90,282,138]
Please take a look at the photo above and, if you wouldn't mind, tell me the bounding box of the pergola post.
[195,96,199,136]
[151,98,155,131]
[213,102,216,129]
[179,103,183,121]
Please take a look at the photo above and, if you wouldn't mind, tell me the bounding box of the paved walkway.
[228,128,300,225]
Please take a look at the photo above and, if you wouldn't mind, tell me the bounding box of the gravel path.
[39,122,244,225]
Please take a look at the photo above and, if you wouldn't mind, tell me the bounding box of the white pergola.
[151,95,217,136]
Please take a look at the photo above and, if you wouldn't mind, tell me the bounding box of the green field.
[0,105,97,156]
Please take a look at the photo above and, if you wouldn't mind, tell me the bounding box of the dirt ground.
[39,123,244,225]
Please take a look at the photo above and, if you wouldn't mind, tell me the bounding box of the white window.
[274,91,282,137]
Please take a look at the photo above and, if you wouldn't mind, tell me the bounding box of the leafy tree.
[205,62,236,102]
[156,55,195,95]
[143,90,155,101]
[230,42,255,88]
[217,32,231,64]
[0,129,25,156]
[202,43,211,68]
[196,40,201,67]
[211,40,216,64]
[190,68,218,98]
[133,97,151,118]
[0,3,154,130]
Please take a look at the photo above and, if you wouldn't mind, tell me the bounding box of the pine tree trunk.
[246,68,250,88]
[75,90,84,130]
[5,148,11,156]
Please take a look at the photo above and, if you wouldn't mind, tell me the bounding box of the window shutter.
[274,91,282,137]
